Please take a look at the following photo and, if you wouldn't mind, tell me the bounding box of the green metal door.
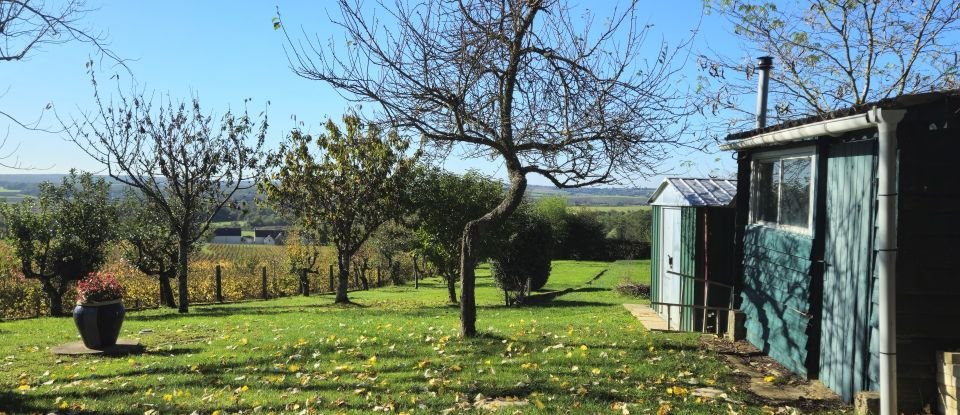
[820,140,877,402]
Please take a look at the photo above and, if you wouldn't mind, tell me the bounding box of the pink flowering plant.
[76,272,126,304]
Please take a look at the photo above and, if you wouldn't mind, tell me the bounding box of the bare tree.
[62,69,272,313]
[278,0,688,336]
[0,0,126,162]
[699,0,960,132]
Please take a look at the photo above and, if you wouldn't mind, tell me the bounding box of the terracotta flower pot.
[73,299,125,349]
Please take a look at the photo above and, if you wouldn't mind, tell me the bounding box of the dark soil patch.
[702,336,853,414]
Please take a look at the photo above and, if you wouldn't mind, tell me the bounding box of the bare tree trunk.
[42,279,65,317]
[357,258,370,290]
[336,252,350,303]
[299,269,310,297]
[158,266,177,308]
[177,242,190,313]
[459,169,527,337]
[445,275,458,304]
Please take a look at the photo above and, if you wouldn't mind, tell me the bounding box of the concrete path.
[623,303,668,331]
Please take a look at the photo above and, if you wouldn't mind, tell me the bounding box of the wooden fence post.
[261,266,268,300]
[329,264,334,293]
[215,264,223,303]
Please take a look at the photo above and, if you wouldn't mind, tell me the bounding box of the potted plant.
[73,272,126,349]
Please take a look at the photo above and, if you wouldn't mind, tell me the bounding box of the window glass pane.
[779,157,811,228]
[755,160,779,223]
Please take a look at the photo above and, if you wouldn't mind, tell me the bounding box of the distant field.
[574,205,651,212]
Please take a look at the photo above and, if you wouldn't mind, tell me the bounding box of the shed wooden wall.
[895,124,960,410]
[740,226,815,377]
[680,207,698,331]
[650,206,661,312]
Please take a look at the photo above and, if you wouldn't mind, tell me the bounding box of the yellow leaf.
[534,398,545,409]
[763,376,776,383]
[16,384,30,391]
[591,368,601,375]
[162,394,173,401]
[657,403,671,415]
[288,364,301,373]
[579,345,588,351]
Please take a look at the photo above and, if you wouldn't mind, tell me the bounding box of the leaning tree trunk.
[158,268,177,308]
[42,278,65,317]
[459,168,527,337]
[177,241,191,313]
[335,252,351,303]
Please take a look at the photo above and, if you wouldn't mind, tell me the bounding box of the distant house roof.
[648,178,737,207]
[213,227,242,237]
[255,229,284,238]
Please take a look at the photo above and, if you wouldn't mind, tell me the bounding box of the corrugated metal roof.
[648,178,737,207]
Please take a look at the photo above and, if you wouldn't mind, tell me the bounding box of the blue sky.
[0,1,743,188]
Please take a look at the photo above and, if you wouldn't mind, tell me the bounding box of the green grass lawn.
[1,260,773,414]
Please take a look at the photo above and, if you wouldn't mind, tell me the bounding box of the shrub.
[615,281,650,298]
[490,208,553,305]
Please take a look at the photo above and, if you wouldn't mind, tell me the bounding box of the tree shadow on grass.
[125,301,370,322]
[476,299,611,310]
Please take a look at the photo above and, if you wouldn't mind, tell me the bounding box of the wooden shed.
[648,178,738,332]
[721,90,960,411]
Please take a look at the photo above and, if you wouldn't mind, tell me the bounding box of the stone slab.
[623,304,668,331]
[52,339,143,356]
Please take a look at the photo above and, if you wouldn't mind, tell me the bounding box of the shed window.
[752,149,814,232]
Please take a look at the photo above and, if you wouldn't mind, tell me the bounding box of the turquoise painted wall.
[820,140,879,401]
[740,225,814,377]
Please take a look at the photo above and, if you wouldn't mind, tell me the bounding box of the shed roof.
[725,89,960,142]
[648,178,737,207]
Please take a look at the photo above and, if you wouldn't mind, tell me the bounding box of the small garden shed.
[721,90,960,412]
[648,178,738,332]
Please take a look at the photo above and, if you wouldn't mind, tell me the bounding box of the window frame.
[749,146,816,235]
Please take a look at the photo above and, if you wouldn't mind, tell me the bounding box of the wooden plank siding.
[894,124,960,410]
[705,207,737,331]
[680,207,699,331]
[650,206,660,313]
[820,139,880,402]
[740,225,815,377]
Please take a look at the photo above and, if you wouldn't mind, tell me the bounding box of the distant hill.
[523,184,654,206]
[0,174,655,208]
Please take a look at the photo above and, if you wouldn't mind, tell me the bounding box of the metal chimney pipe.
[755,56,773,129]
